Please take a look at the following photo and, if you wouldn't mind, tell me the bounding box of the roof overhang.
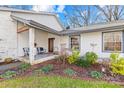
[11,15,61,35]
[61,24,124,35]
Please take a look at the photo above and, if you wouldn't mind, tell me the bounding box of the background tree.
[63,5,95,28]
[62,5,124,29]
[95,5,124,22]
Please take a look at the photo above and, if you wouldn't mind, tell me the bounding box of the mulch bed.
[1,59,124,86]
[30,60,124,85]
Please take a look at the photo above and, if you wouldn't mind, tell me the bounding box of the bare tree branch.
[95,5,124,22]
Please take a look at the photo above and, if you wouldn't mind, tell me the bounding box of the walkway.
[0,62,22,71]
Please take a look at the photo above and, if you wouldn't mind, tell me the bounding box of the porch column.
[29,28,35,64]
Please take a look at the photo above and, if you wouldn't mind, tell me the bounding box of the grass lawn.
[0,75,122,88]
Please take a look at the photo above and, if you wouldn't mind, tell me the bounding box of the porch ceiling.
[17,25,29,33]
[11,15,61,35]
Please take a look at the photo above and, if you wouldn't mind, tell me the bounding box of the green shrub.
[85,52,98,64]
[75,52,98,67]
[90,71,103,79]
[75,57,91,67]
[18,63,31,72]
[0,70,16,79]
[110,53,124,75]
[41,64,53,74]
[64,68,76,76]
[4,57,13,63]
[110,53,119,63]
[67,49,80,64]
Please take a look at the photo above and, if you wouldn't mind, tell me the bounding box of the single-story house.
[0,7,124,64]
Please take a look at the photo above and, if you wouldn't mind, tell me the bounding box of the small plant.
[85,52,98,64]
[18,63,31,72]
[75,57,91,67]
[0,70,16,79]
[64,68,76,76]
[90,71,103,79]
[67,49,80,64]
[41,64,53,74]
[4,57,13,63]
[110,53,124,75]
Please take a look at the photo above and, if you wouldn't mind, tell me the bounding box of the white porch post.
[29,28,35,64]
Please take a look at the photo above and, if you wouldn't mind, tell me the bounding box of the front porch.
[13,16,61,65]
[20,53,58,65]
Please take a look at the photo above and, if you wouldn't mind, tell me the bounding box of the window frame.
[69,35,81,51]
[102,31,123,53]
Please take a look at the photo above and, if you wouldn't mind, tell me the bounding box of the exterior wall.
[35,29,48,52]
[12,12,63,31]
[0,11,17,59]
[17,31,29,56]
[60,36,69,50]
[48,33,61,52]
[80,32,124,58]
[35,31,61,52]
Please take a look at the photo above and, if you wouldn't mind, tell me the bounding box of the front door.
[48,38,54,52]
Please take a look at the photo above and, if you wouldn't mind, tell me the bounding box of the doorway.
[48,38,55,52]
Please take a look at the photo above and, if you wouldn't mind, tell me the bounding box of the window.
[103,31,123,52]
[70,36,80,50]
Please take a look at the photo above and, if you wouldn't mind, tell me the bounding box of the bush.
[41,64,53,74]
[110,53,119,63]
[90,71,103,79]
[0,70,16,79]
[55,55,68,63]
[75,52,98,68]
[75,57,91,67]
[64,68,76,76]
[110,53,124,75]
[67,49,80,64]
[18,63,31,72]
[4,57,13,63]
[85,52,98,64]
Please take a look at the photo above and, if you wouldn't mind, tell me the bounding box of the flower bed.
[0,51,124,86]
[33,60,124,83]
[0,59,124,86]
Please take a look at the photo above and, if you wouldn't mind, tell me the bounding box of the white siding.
[81,32,124,58]
[18,31,29,56]
[0,11,17,58]
[12,12,63,31]
[35,29,48,52]
[60,36,69,49]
